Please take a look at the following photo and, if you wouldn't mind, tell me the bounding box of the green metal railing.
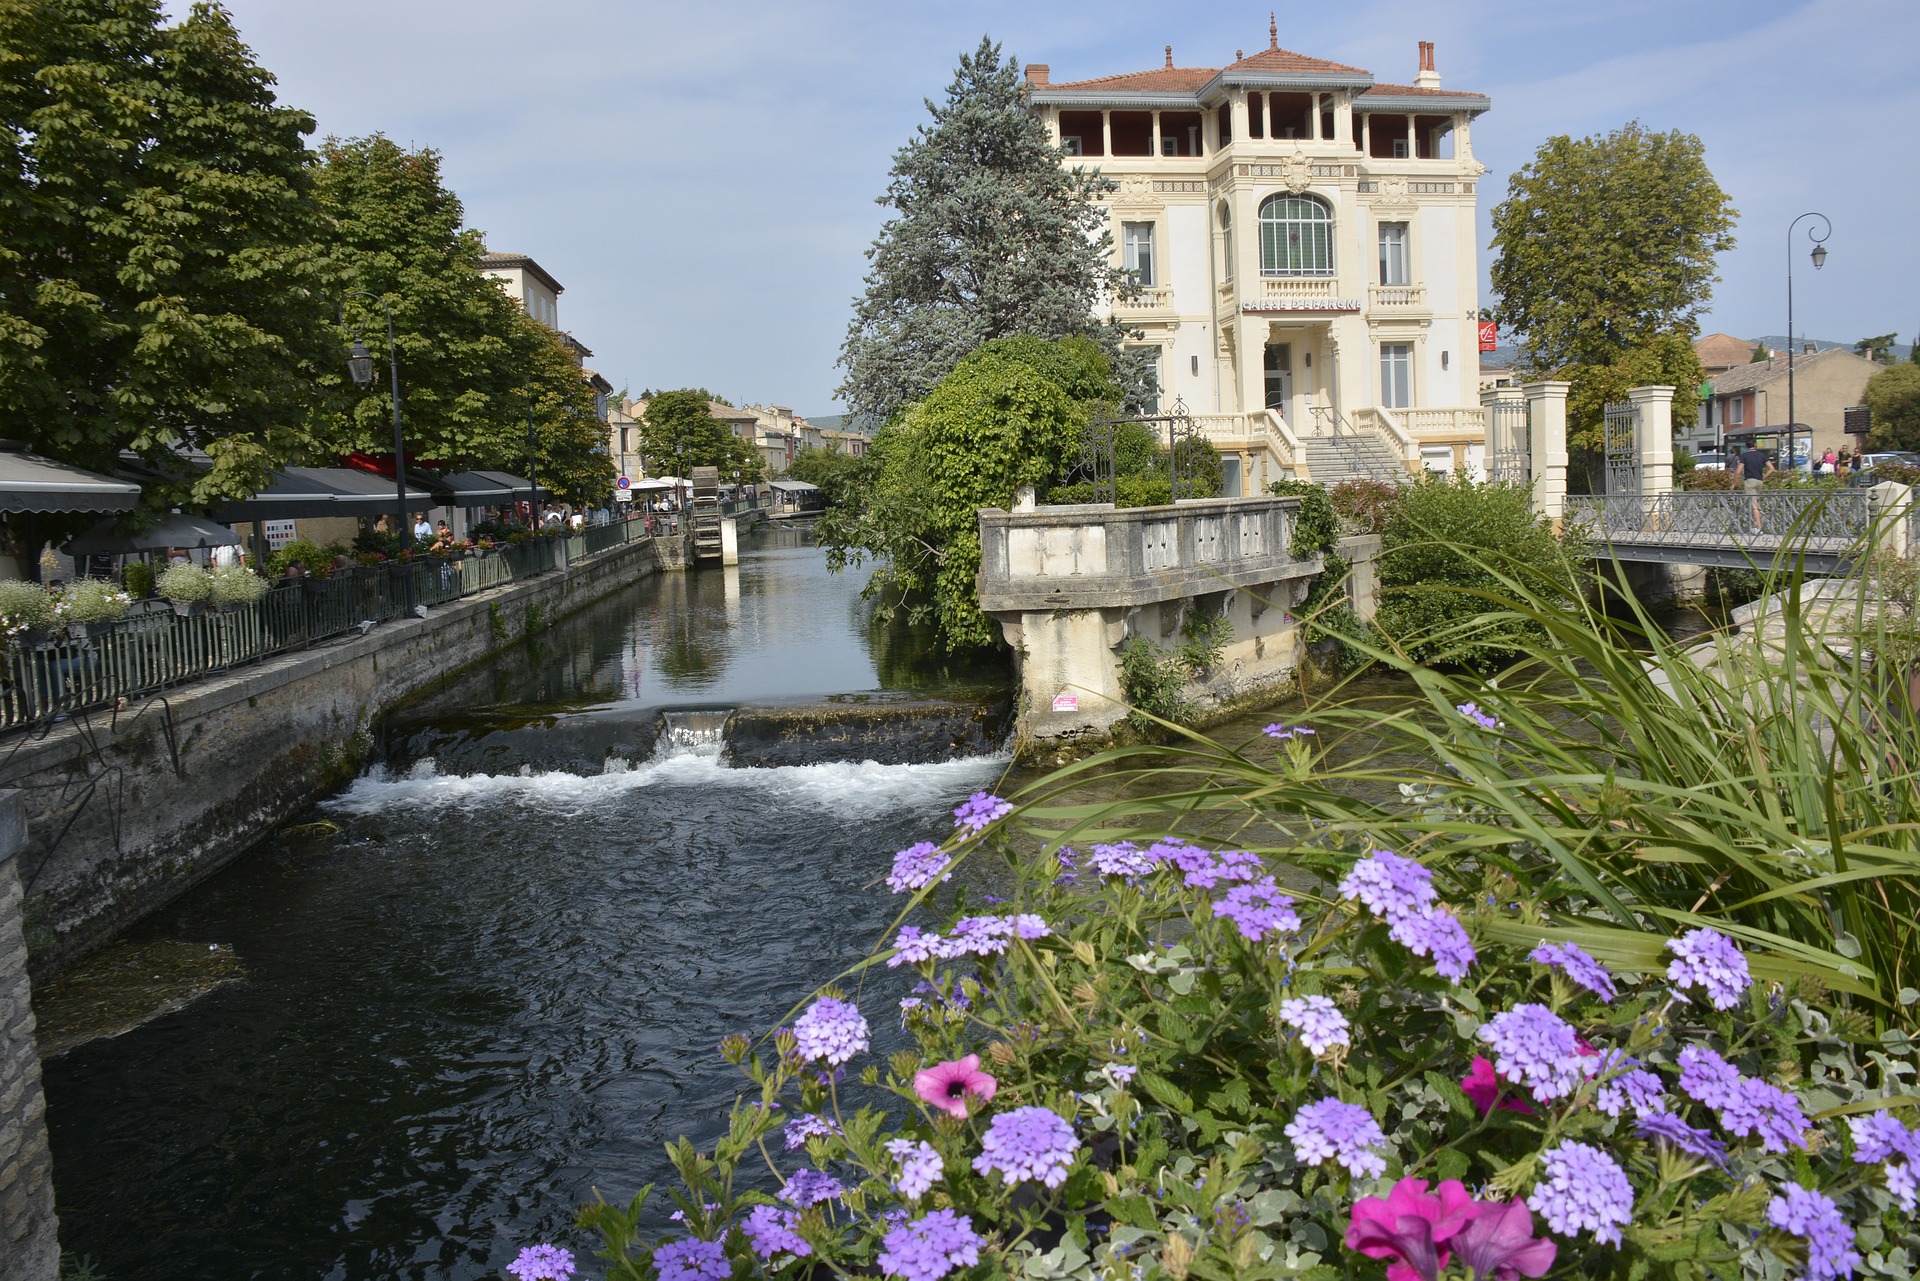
[2,517,654,732]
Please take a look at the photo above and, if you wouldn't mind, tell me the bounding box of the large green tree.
[822,335,1107,649]
[0,0,341,565]
[1490,122,1734,469]
[837,38,1147,424]
[637,391,762,482]
[1864,365,1920,451]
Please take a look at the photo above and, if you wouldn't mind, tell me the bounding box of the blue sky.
[198,0,1919,415]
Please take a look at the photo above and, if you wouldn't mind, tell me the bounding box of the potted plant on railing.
[158,562,212,617]
[56,577,132,639]
[208,564,267,613]
[0,580,58,650]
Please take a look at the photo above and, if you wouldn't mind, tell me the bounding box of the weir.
[657,709,731,757]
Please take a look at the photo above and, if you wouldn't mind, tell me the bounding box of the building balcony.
[1368,284,1427,310]
[1114,285,1174,313]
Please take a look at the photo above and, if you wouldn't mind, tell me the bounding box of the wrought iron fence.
[2,516,654,732]
[1564,490,1872,551]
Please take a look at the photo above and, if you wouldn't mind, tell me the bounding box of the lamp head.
[347,340,375,389]
[1811,243,1828,271]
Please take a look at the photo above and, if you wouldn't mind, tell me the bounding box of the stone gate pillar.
[1629,385,1676,496]
[0,794,58,1281]
[1521,380,1570,522]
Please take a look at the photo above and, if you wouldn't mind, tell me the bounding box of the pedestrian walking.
[1740,443,1775,533]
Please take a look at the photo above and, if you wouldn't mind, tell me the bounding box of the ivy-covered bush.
[1375,474,1585,671]
[559,729,1920,1281]
[122,560,157,600]
[1328,478,1403,537]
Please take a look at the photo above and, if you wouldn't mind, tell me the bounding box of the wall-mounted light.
[1304,352,1312,368]
[1442,350,1450,371]
[1191,354,1199,376]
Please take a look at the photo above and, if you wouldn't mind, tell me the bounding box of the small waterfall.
[657,710,732,759]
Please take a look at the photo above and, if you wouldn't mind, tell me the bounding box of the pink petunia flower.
[1451,1199,1557,1280]
[1461,1056,1538,1116]
[913,1054,998,1118]
[1345,1178,1480,1281]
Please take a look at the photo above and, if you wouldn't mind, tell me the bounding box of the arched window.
[1259,194,1334,277]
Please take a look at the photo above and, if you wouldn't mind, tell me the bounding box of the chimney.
[1803,342,1817,355]
[1025,63,1049,86]
[1414,40,1442,89]
[1164,45,1174,70]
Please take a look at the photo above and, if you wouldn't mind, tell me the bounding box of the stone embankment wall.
[0,795,56,1281]
[3,539,657,982]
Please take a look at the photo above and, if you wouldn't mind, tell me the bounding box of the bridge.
[1564,490,1880,572]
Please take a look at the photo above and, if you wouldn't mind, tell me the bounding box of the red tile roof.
[1046,66,1222,93]
[1361,82,1488,100]
[1224,46,1370,76]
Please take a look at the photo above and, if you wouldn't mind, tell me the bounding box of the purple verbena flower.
[1665,927,1752,1011]
[1676,1046,1743,1109]
[1265,723,1317,740]
[876,1209,984,1281]
[1391,906,1477,980]
[1284,1097,1388,1178]
[1595,1066,1668,1118]
[937,915,1016,958]
[887,1138,944,1200]
[652,1238,728,1281]
[1338,849,1436,922]
[1849,1111,1920,1165]
[783,1114,841,1149]
[952,791,1012,834]
[887,842,952,893]
[792,996,869,1066]
[1106,1063,1139,1086]
[1720,1077,1809,1153]
[1011,913,1051,939]
[1767,1184,1860,1281]
[1888,1163,1919,1214]
[1530,941,1618,1002]
[888,925,942,968]
[779,1167,844,1207]
[506,1244,576,1281]
[1457,701,1500,730]
[741,1205,812,1259]
[1279,995,1351,1056]
[971,1106,1080,1188]
[1636,1111,1729,1168]
[1528,1142,1633,1247]
[1211,876,1301,942]
[1476,1004,1594,1102]
[1088,841,1159,878]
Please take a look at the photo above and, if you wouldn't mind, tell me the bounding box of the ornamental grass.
[562,528,1920,1280]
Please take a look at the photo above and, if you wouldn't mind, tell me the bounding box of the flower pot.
[66,620,111,640]
[169,599,210,618]
[18,627,61,650]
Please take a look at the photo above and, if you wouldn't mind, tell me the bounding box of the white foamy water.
[322,752,1013,820]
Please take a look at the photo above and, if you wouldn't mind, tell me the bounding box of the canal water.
[40,529,1016,1281]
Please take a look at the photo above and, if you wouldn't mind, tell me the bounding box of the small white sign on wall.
[1051,694,1079,713]
[264,519,296,551]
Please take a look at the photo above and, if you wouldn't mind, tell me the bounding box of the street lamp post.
[525,383,542,531]
[1785,212,1831,472]
[342,293,410,549]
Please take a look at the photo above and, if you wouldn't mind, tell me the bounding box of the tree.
[1563,333,1706,489]
[638,391,761,482]
[1490,122,1736,372]
[1864,365,1920,452]
[1751,342,1771,363]
[822,338,1098,649]
[837,38,1145,425]
[1855,333,1898,365]
[0,0,341,570]
[787,447,869,508]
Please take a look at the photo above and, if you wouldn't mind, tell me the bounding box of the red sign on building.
[1477,321,1498,353]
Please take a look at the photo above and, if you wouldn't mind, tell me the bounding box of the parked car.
[1847,452,1920,486]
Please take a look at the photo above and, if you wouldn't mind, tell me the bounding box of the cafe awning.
[210,467,434,521]
[0,440,141,514]
[65,512,240,555]
[441,471,549,504]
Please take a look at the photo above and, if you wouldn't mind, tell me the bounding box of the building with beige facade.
[1700,345,1882,461]
[1029,29,1490,488]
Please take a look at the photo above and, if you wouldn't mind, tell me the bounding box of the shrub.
[1328,475,1403,535]
[57,578,131,623]
[1681,466,1738,490]
[121,560,156,600]
[0,580,55,634]
[1376,473,1585,671]
[1266,478,1337,557]
[1117,635,1195,730]
[268,538,338,577]
[156,563,211,602]
[207,564,268,606]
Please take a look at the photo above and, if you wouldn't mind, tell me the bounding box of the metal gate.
[1082,397,1210,503]
[1064,416,1118,505]
[1601,401,1641,496]
[1487,397,1531,485]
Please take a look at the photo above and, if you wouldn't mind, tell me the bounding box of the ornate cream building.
[1029,29,1491,489]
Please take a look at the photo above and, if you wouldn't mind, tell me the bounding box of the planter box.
[66,620,113,640]
[213,601,248,614]
[168,599,210,618]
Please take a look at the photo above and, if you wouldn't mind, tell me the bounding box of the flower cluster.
[780,1167,845,1207]
[971,1106,1080,1188]
[1456,701,1501,729]
[741,1206,811,1260]
[1389,906,1477,980]
[887,1138,944,1199]
[1338,849,1436,920]
[1286,1098,1388,1177]
[1677,1046,1808,1153]
[1477,1004,1594,1102]
[1528,1142,1634,1246]
[1264,722,1317,741]
[1278,994,1351,1055]
[1767,1184,1861,1281]
[652,1238,728,1281]
[951,792,1011,834]
[1851,1111,1920,1211]
[1665,927,1752,1010]
[506,1244,575,1281]
[783,1113,841,1149]
[1088,841,1159,878]
[1211,876,1301,941]
[886,841,952,893]
[890,914,1050,965]
[876,1209,983,1281]
[1529,940,1617,1002]
[791,996,870,1066]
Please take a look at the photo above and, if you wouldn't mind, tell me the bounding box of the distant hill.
[1753,335,1913,363]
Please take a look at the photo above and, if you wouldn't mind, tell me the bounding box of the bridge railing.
[1564,489,1874,552]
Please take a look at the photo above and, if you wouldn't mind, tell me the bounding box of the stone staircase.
[1299,429,1405,484]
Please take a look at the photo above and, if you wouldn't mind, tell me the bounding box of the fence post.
[1521,380,1570,524]
[1628,385,1676,497]
[1479,385,1524,485]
